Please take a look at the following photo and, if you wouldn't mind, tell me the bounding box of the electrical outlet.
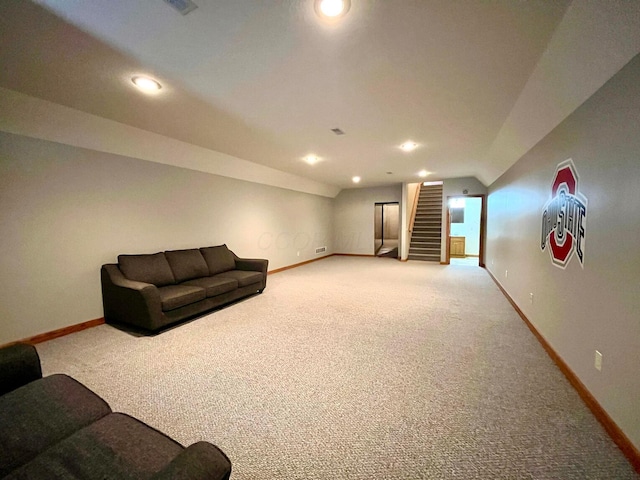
[529,293,534,303]
[505,270,508,278]
[595,350,603,371]
[492,259,495,266]
[297,251,300,257]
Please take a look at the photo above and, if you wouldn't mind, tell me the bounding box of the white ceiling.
[1,0,639,191]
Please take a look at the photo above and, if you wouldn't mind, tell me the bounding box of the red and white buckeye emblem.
[541,159,588,269]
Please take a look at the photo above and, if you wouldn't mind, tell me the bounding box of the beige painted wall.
[486,54,640,449]
[333,186,402,255]
[0,132,333,344]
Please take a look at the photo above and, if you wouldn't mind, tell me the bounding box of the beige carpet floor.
[36,256,638,479]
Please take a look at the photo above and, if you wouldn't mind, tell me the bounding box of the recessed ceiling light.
[131,76,162,94]
[315,0,351,18]
[352,176,361,184]
[304,155,320,165]
[418,170,429,177]
[400,141,418,152]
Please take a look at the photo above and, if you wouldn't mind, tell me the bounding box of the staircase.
[408,184,443,262]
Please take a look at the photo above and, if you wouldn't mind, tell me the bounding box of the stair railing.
[408,182,422,234]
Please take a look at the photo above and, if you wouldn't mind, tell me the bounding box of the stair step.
[410,247,441,253]
[407,254,440,262]
[411,186,443,260]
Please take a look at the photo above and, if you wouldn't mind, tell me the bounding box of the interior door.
[446,196,484,266]
[374,202,399,257]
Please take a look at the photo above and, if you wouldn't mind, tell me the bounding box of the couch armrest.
[234,257,268,273]
[234,256,268,292]
[101,264,166,331]
[151,442,232,480]
[0,343,42,396]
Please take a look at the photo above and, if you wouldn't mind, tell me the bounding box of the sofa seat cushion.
[5,413,183,480]
[118,253,176,287]
[0,374,112,476]
[157,285,206,311]
[200,245,236,276]
[182,276,238,298]
[217,270,263,287]
[165,249,209,283]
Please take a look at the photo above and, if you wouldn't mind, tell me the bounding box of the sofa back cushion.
[200,245,236,276]
[118,253,176,287]
[164,249,209,283]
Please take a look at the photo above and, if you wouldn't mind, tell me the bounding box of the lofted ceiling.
[1,0,639,191]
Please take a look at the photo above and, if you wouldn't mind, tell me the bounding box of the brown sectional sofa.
[101,244,268,332]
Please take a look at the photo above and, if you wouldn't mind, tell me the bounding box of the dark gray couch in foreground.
[0,343,232,479]
[102,245,268,332]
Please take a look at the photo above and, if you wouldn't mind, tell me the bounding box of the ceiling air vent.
[163,0,198,15]
[316,246,327,254]
[331,128,345,135]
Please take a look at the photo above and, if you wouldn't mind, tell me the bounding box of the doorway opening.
[374,202,399,258]
[445,195,485,267]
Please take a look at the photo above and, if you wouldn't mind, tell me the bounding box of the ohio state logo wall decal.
[541,159,588,269]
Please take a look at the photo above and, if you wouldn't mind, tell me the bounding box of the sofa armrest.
[0,343,42,396]
[101,264,166,331]
[151,442,231,480]
[234,257,268,272]
[234,256,268,292]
